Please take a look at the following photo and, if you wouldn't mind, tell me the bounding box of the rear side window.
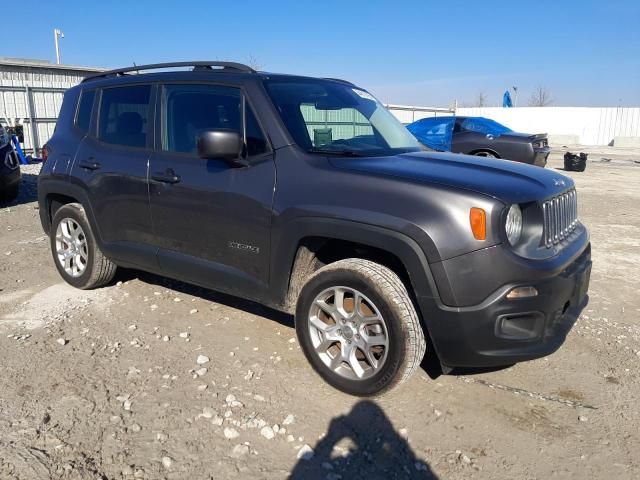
[75,90,95,133]
[162,84,268,156]
[98,85,151,148]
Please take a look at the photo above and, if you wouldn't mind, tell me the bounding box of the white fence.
[0,85,67,155]
[0,60,102,155]
[388,105,640,146]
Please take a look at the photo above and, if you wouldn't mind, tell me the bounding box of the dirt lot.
[1,147,639,479]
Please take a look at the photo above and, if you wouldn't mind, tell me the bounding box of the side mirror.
[196,129,244,164]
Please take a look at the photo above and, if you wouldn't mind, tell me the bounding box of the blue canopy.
[405,116,454,151]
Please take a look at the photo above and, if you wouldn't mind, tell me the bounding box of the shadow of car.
[406,116,550,167]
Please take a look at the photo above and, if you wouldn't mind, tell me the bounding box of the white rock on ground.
[196,355,210,365]
[260,426,275,439]
[224,427,240,439]
[56,338,67,346]
[200,407,216,419]
[283,414,295,425]
[231,444,250,457]
[297,444,314,460]
[211,415,224,426]
[161,456,173,469]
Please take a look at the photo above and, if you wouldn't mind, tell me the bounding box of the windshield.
[264,79,421,156]
[460,117,512,135]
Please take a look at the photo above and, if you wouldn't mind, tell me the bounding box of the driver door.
[148,83,275,299]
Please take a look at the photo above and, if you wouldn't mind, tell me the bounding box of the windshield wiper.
[309,148,365,157]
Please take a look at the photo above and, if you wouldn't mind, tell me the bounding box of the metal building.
[0,57,104,156]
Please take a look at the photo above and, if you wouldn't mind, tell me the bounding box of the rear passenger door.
[70,83,157,268]
[148,83,275,298]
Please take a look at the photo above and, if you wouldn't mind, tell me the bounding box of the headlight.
[505,204,523,245]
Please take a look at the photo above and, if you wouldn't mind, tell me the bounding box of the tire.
[295,258,426,396]
[474,151,497,158]
[50,203,117,289]
[0,183,19,203]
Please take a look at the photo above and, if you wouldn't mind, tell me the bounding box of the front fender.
[269,216,442,310]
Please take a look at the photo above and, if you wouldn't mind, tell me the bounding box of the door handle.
[151,170,181,184]
[78,158,101,170]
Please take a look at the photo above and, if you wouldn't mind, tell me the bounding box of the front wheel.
[295,259,426,396]
[50,203,117,289]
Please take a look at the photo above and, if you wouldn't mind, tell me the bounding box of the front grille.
[542,189,578,248]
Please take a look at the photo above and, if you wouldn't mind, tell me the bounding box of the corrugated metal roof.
[0,57,105,73]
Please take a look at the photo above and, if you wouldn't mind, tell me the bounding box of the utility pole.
[512,86,519,107]
[54,28,64,64]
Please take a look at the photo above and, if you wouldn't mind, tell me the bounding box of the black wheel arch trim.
[38,179,103,244]
[269,216,443,311]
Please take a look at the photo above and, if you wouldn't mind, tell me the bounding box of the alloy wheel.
[308,286,389,380]
[55,218,88,277]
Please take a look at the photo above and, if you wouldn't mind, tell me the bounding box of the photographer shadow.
[289,400,438,480]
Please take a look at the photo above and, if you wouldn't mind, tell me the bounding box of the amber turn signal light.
[469,208,487,240]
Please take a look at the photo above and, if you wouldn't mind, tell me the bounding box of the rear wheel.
[473,151,497,158]
[50,203,117,289]
[295,258,426,396]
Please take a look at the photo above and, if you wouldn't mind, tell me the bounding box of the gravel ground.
[0,148,639,479]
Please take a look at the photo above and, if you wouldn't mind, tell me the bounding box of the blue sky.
[6,0,640,107]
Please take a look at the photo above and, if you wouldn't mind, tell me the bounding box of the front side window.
[162,84,268,156]
[98,85,151,148]
[76,90,95,134]
[264,79,420,156]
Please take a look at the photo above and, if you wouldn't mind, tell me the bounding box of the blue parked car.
[406,116,550,167]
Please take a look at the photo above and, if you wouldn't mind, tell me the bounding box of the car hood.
[328,151,572,204]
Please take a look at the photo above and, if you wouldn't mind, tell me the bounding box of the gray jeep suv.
[38,62,591,396]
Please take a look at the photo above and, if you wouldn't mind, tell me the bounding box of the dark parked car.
[0,125,20,202]
[407,116,551,167]
[38,62,591,396]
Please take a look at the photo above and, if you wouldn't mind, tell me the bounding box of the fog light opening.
[506,286,539,299]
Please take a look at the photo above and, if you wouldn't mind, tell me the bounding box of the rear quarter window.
[75,90,96,133]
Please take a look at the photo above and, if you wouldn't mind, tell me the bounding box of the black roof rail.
[81,61,255,83]
[322,77,356,87]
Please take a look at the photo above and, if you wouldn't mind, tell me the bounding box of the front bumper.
[533,146,551,167]
[420,241,591,368]
[0,165,20,190]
